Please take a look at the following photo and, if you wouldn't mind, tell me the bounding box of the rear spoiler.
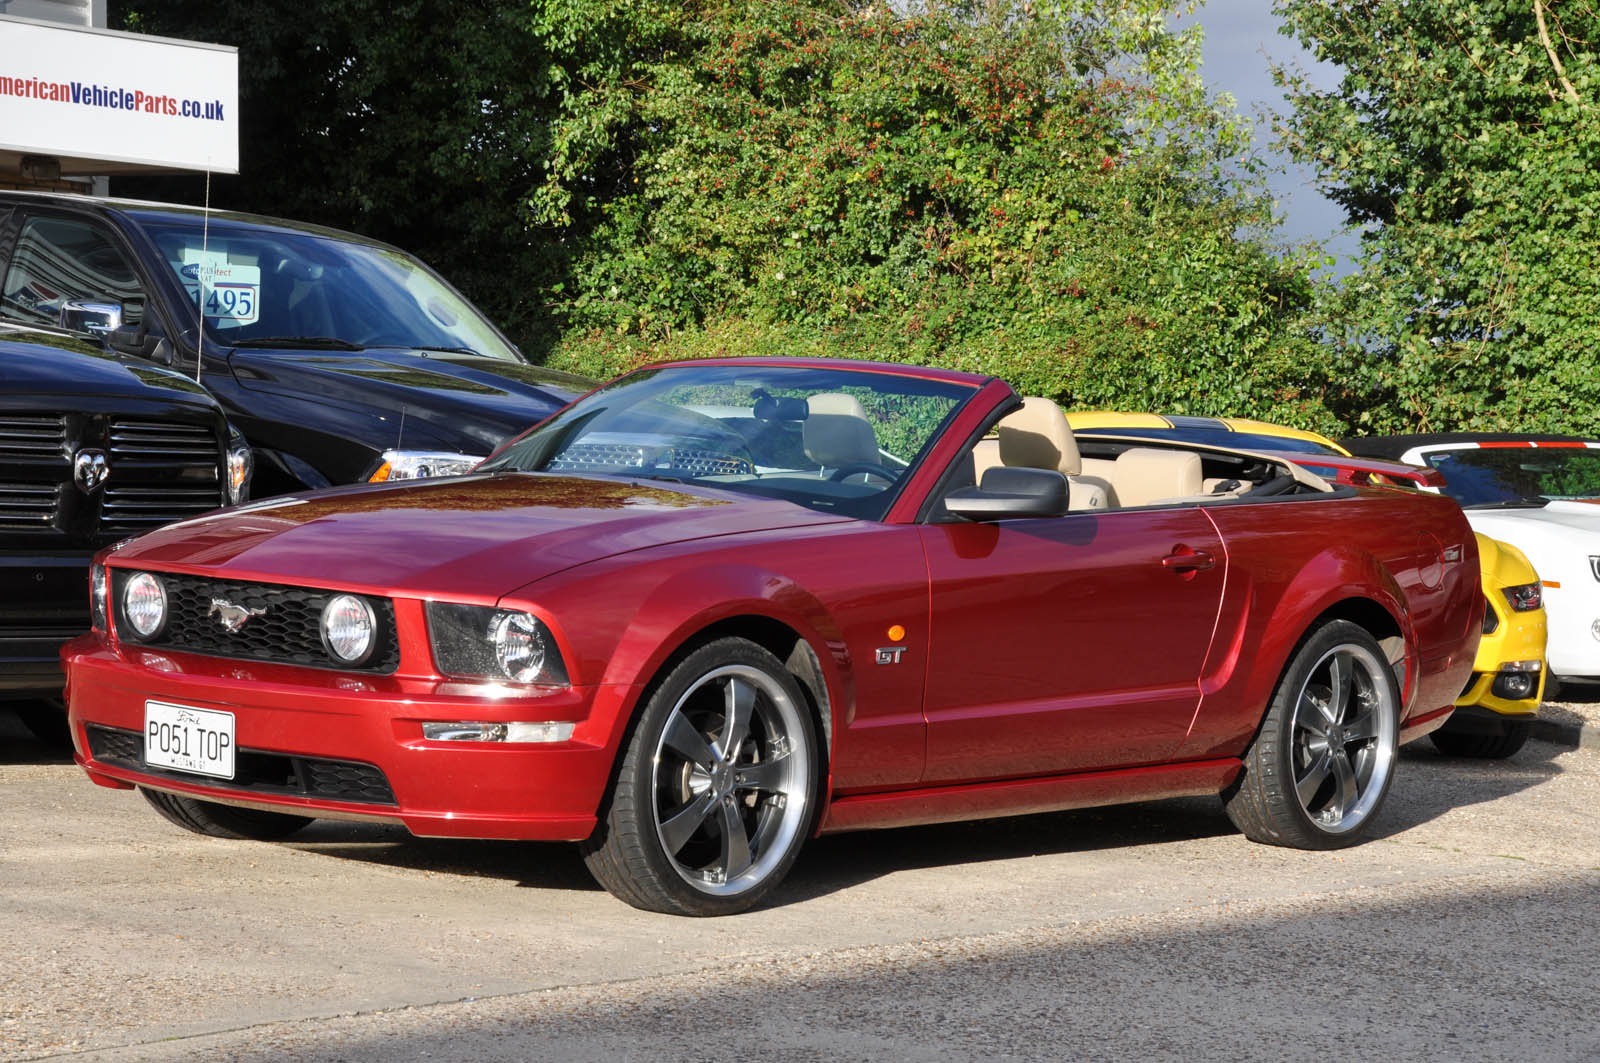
[1273,452,1447,489]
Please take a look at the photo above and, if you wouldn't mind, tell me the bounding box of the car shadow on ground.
[276,734,1570,906]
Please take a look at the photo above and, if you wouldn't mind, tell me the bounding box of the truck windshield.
[140,219,520,361]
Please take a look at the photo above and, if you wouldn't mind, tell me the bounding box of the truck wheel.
[1225,620,1400,849]
[582,638,818,916]
[140,788,313,840]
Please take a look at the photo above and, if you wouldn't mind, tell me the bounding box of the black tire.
[582,638,820,916]
[140,787,314,840]
[13,699,71,747]
[1430,720,1531,760]
[1224,620,1401,850]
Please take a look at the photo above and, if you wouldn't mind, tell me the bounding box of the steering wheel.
[828,463,898,484]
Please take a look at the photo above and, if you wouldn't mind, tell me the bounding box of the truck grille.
[0,482,59,529]
[86,724,397,805]
[0,413,224,542]
[0,414,66,460]
[111,571,399,674]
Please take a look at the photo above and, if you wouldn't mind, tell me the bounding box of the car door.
[917,506,1227,783]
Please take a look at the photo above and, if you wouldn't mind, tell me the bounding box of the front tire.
[140,788,314,840]
[1225,620,1400,849]
[1430,720,1531,760]
[582,638,819,916]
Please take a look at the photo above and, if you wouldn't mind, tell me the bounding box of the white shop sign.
[0,15,239,174]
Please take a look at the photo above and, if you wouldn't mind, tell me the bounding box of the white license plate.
[144,701,236,780]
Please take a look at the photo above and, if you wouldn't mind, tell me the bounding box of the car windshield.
[139,219,520,360]
[480,363,978,520]
[1422,447,1600,507]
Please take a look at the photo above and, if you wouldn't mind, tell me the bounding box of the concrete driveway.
[4,710,1599,1061]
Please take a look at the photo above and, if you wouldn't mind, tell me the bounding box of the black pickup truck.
[0,192,587,496]
[2,328,249,735]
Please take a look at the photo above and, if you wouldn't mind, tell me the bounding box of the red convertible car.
[63,359,1482,915]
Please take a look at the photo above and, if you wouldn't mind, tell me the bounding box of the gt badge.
[875,646,906,665]
[72,449,109,493]
[208,598,266,632]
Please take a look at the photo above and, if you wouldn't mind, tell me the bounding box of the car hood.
[1467,500,1600,537]
[106,473,853,600]
[226,347,590,452]
[1,340,218,409]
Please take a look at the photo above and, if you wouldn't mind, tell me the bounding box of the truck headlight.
[369,450,482,482]
[426,602,568,686]
[226,428,253,505]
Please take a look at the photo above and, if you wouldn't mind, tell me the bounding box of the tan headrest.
[1113,447,1204,508]
[807,392,870,419]
[997,397,1082,476]
[804,413,880,468]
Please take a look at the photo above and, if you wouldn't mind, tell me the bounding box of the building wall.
[0,0,107,190]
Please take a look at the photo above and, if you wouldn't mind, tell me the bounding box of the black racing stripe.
[1164,415,1229,431]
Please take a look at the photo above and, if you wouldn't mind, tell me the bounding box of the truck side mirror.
[58,300,122,337]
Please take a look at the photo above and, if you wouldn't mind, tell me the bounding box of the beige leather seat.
[1112,447,1204,508]
[803,393,880,471]
[988,397,1110,511]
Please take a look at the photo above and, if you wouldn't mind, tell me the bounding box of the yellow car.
[1067,413,1547,759]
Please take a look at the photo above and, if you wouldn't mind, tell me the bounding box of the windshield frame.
[479,361,984,522]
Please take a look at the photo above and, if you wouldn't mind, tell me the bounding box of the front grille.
[0,414,66,460]
[102,485,225,532]
[109,420,218,461]
[0,481,59,529]
[86,724,397,805]
[112,572,399,673]
[549,442,754,477]
[101,418,223,533]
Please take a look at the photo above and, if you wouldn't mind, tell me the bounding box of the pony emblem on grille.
[208,598,266,632]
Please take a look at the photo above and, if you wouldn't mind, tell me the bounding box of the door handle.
[1161,548,1215,573]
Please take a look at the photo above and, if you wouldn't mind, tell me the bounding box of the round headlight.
[321,594,376,665]
[123,572,168,639]
[492,611,548,682]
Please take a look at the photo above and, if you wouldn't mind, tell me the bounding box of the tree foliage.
[537,0,1336,427]
[1276,0,1600,432]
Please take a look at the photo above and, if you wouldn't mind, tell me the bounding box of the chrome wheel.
[1287,643,1396,834]
[650,664,812,897]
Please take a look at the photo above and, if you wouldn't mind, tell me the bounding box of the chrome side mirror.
[58,300,123,337]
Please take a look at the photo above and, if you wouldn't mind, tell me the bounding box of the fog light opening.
[422,721,575,743]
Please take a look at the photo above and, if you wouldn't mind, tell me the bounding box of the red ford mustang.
[63,358,1482,915]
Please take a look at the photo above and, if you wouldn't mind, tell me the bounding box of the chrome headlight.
[370,450,483,482]
[321,594,377,665]
[90,563,108,632]
[226,428,253,505]
[122,572,168,640]
[426,602,569,686]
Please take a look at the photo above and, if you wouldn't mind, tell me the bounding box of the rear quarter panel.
[1180,487,1481,759]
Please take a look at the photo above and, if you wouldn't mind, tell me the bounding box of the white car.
[1346,433,1598,683]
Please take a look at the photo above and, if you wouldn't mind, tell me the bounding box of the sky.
[1190,0,1358,263]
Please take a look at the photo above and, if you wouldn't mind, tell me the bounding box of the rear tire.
[582,638,819,916]
[1430,720,1531,760]
[1225,620,1400,850]
[140,788,314,840]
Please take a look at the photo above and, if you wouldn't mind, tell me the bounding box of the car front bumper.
[63,632,631,841]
